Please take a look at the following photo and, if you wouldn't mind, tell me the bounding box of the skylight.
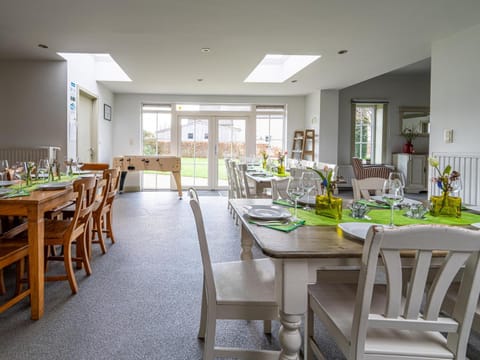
[57,53,131,82]
[244,54,321,83]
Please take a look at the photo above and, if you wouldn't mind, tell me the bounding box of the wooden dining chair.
[307,224,480,360]
[351,177,386,200]
[91,168,120,246]
[90,175,111,254]
[0,224,30,313]
[43,178,96,294]
[80,163,110,171]
[189,188,279,360]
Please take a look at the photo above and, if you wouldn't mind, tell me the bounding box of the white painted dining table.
[229,198,366,360]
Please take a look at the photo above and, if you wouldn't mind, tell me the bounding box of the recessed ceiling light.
[201,48,211,53]
[197,78,204,82]
[244,54,321,83]
[338,49,348,55]
[38,44,48,49]
[291,79,298,83]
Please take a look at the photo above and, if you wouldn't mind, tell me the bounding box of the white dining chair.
[271,177,290,200]
[351,177,386,200]
[189,188,279,360]
[307,224,480,360]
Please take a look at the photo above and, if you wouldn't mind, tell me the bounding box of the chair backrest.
[80,163,110,171]
[351,157,364,179]
[92,175,111,214]
[271,177,290,200]
[72,176,98,209]
[189,189,216,308]
[351,177,385,200]
[103,168,121,205]
[351,224,480,358]
[237,163,255,198]
[231,162,247,198]
[224,159,235,200]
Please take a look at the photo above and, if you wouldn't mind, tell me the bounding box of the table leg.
[240,225,253,260]
[279,311,303,360]
[172,171,182,198]
[27,207,44,320]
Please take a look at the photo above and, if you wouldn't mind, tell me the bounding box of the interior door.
[77,90,97,162]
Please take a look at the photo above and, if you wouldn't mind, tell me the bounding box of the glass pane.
[180,118,208,187]
[218,118,246,186]
[256,113,285,157]
[142,108,172,190]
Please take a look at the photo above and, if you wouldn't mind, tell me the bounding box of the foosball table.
[113,156,182,198]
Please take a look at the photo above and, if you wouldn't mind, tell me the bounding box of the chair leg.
[198,280,207,339]
[94,216,107,254]
[263,320,272,334]
[203,307,217,360]
[0,269,6,295]
[14,259,25,295]
[78,233,92,276]
[106,210,115,244]
[63,243,78,294]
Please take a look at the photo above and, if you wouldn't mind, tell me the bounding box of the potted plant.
[401,128,419,153]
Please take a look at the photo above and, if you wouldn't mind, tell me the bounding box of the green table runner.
[4,175,77,196]
[290,208,480,227]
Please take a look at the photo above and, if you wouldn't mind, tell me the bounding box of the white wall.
[430,23,480,154]
[0,60,68,160]
[319,90,339,164]
[65,56,114,164]
[305,91,320,161]
[338,72,431,165]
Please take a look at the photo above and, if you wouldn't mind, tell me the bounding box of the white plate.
[37,182,72,191]
[246,205,291,220]
[471,223,480,230]
[338,222,382,240]
[370,195,422,206]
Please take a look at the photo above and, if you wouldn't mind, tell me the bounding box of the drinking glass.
[0,160,8,181]
[287,175,305,220]
[37,159,50,182]
[301,171,317,210]
[382,172,405,227]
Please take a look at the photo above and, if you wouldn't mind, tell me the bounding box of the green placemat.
[8,175,77,193]
[293,208,480,227]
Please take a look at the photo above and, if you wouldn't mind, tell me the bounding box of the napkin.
[249,219,305,232]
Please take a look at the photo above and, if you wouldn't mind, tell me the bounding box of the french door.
[178,116,246,189]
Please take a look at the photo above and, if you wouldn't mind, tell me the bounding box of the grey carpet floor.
[1,190,479,360]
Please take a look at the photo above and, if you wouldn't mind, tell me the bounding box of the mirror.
[400,106,430,136]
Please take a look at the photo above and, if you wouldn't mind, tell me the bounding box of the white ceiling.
[1,0,480,96]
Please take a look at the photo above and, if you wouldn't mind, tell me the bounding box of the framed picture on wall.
[104,104,112,121]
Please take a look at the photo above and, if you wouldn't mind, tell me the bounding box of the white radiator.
[337,165,354,188]
[0,146,60,165]
[431,152,480,206]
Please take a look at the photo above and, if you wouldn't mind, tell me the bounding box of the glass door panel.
[179,117,209,187]
[216,118,246,188]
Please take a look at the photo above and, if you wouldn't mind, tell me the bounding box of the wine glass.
[37,159,50,182]
[301,171,317,210]
[0,160,8,181]
[382,172,405,227]
[287,175,305,220]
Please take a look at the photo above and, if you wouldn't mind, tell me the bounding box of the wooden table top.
[230,198,364,259]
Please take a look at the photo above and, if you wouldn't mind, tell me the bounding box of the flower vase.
[430,193,462,217]
[277,163,285,175]
[403,141,414,154]
[262,159,267,169]
[315,194,343,220]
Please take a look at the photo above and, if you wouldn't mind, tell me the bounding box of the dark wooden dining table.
[0,188,74,320]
